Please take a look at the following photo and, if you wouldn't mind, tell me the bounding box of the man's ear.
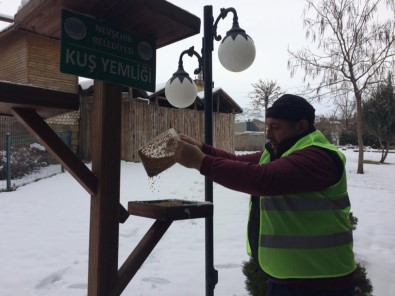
[297,119,310,134]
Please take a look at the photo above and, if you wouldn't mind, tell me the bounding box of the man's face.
[266,118,302,151]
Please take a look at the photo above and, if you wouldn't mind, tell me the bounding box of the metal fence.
[0,116,71,192]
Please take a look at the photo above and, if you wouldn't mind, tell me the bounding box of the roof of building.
[80,79,243,114]
[147,85,243,114]
[0,0,201,49]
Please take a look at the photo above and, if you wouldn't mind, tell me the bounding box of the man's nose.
[266,128,273,139]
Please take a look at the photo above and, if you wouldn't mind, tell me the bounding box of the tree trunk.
[382,147,390,163]
[356,96,364,174]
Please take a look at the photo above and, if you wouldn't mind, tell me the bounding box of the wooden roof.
[10,0,201,48]
[202,88,243,114]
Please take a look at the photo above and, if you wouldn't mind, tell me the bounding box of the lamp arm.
[213,7,239,42]
[178,46,203,75]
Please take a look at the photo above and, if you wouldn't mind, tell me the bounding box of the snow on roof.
[78,78,167,94]
[196,87,221,99]
[0,12,13,23]
[0,0,29,27]
[18,0,30,11]
[79,79,94,90]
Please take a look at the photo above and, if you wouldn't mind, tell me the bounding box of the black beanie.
[266,94,315,125]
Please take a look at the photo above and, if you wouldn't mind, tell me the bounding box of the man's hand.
[179,134,204,150]
[174,139,206,170]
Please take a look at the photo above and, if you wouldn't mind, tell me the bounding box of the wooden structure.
[0,30,78,94]
[0,1,208,295]
[79,84,241,161]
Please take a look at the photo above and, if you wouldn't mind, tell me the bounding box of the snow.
[79,78,167,95]
[30,142,45,151]
[18,0,30,11]
[0,12,13,22]
[78,79,93,91]
[0,164,62,190]
[0,150,394,295]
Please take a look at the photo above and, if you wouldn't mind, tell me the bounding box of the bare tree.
[249,79,282,144]
[288,0,395,174]
[249,79,282,116]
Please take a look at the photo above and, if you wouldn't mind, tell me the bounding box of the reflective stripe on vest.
[261,195,351,211]
[261,230,353,249]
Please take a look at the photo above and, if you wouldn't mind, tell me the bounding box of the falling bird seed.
[148,175,160,193]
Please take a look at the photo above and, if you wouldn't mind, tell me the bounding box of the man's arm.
[199,147,341,196]
[176,134,262,164]
[202,144,262,163]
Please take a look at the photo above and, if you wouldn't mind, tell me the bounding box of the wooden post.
[88,81,122,295]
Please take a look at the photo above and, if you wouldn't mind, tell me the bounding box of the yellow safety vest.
[247,130,356,279]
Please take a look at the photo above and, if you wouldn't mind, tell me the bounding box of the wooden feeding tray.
[128,199,213,221]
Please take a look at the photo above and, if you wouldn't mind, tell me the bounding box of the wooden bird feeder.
[129,199,213,221]
[0,1,202,295]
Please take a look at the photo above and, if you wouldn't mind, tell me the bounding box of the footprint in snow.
[68,283,87,289]
[141,277,170,285]
[35,267,69,290]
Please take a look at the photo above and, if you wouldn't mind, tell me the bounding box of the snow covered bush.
[0,143,50,180]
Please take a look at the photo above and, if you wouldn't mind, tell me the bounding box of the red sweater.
[200,145,340,196]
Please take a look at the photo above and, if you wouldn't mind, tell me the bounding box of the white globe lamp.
[165,68,197,109]
[218,23,256,72]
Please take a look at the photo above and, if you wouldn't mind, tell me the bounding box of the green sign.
[60,9,156,92]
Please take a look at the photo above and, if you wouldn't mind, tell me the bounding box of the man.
[174,94,356,296]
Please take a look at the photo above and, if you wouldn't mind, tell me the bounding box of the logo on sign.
[64,17,87,40]
[137,41,153,61]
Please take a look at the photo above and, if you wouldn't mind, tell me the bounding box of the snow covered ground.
[0,150,394,296]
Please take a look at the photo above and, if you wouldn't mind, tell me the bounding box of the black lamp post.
[165,5,255,296]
